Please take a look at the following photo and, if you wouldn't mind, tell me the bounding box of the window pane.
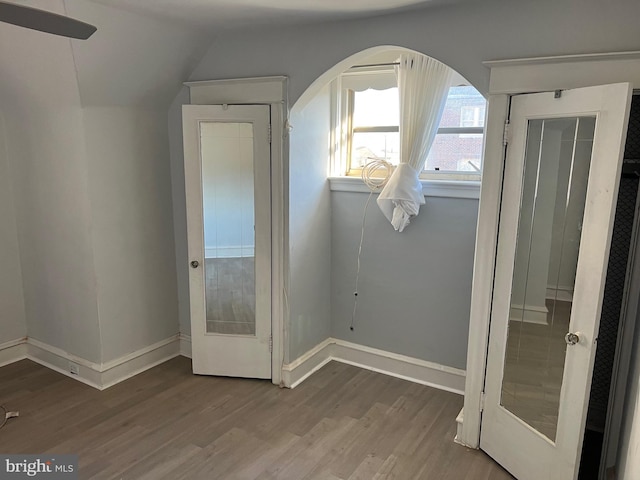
[439,86,486,129]
[425,133,483,172]
[351,131,399,168]
[347,82,486,174]
[352,88,399,128]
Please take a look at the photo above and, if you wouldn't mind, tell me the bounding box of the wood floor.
[0,357,512,480]
[205,257,256,335]
[502,299,571,441]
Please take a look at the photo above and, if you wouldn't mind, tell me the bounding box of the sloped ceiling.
[0,0,210,108]
[87,0,448,30]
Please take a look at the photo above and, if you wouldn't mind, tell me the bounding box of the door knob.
[190,260,199,269]
[565,332,580,346]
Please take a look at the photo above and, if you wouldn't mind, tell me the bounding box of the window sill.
[328,176,481,199]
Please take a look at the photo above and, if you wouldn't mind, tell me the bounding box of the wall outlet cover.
[68,362,80,375]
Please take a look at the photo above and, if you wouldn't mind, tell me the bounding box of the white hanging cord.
[361,158,394,192]
[0,405,19,430]
[350,158,394,331]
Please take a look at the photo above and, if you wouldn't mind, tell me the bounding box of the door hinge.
[503,120,510,146]
[268,124,272,144]
[480,391,486,412]
[269,334,273,353]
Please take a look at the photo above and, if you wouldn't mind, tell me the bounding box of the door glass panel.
[200,122,256,336]
[501,116,596,441]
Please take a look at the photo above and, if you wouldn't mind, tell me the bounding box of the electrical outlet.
[68,362,80,375]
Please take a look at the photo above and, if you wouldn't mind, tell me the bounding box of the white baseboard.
[27,339,104,389]
[100,336,181,389]
[281,338,466,395]
[546,286,573,302]
[454,408,467,446]
[281,338,333,388]
[0,338,28,368]
[3,335,182,390]
[179,334,192,358]
[509,303,549,325]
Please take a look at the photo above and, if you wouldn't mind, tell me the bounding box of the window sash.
[335,72,486,180]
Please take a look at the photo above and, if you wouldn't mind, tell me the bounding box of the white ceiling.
[88,0,446,30]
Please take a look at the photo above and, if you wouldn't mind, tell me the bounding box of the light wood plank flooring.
[502,299,571,441]
[205,257,256,335]
[0,357,512,479]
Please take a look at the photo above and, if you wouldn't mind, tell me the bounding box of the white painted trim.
[486,51,640,95]
[465,54,640,453]
[100,338,181,389]
[483,51,640,68]
[454,408,466,446]
[179,334,192,358]
[0,337,27,368]
[26,340,103,389]
[204,246,255,258]
[185,76,287,387]
[281,338,333,388]
[281,338,466,395]
[546,285,574,302]
[328,176,481,199]
[100,335,179,372]
[332,339,466,395]
[21,335,181,390]
[461,94,510,449]
[186,76,287,105]
[27,337,102,370]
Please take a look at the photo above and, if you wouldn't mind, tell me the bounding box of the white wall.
[288,85,332,361]
[0,114,26,345]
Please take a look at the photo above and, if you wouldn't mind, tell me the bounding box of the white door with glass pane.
[183,104,271,378]
[481,84,632,480]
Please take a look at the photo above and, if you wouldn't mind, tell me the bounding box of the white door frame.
[481,84,632,480]
[461,52,640,449]
[184,76,288,386]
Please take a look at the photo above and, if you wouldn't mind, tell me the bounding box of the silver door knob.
[565,332,580,346]
[190,260,199,269]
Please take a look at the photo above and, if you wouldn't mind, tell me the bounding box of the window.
[332,67,486,181]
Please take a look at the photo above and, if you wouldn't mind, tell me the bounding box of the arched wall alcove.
[286,45,481,382]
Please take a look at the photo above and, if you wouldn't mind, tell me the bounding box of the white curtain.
[377,53,452,232]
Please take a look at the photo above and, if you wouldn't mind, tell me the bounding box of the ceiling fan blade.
[0,1,96,39]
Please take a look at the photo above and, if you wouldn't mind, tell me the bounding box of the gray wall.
[0,14,102,361]
[177,0,640,363]
[331,192,477,369]
[0,0,206,362]
[189,0,640,106]
[169,88,193,337]
[0,114,26,346]
[83,107,180,361]
[287,85,332,361]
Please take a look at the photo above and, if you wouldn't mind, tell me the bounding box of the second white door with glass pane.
[183,104,271,379]
[481,83,632,480]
